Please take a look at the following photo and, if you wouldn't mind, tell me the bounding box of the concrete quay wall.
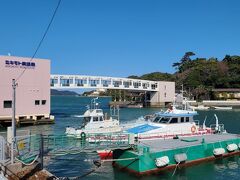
[187,100,240,107]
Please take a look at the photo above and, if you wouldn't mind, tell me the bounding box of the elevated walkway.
[51,74,159,91]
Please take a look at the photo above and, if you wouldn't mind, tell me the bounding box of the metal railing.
[210,124,225,133]
[43,133,130,156]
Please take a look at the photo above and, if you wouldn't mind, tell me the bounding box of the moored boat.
[189,105,210,110]
[124,105,216,140]
[112,133,240,176]
[65,97,122,137]
[214,106,233,110]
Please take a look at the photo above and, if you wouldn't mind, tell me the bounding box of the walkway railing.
[50,74,159,91]
[43,133,130,156]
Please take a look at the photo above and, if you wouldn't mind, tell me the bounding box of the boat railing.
[137,126,212,141]
[44,133,130,154]
[210,124,225,133]
[110,106,120,121]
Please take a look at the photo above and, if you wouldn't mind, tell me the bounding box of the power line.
[16,0,62,82]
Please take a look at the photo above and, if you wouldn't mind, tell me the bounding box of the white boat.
[125,106,220,140]
[65,98,122,137]
[214,106,233,110]
[127,104,143,108]
[66,99,224,143]
[189,105,210,110]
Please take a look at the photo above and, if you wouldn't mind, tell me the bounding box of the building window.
[164,92,167,98]
[4,101,12,108]
[35,100,40,105]
[186,117,189,122]
[42,100,46,105]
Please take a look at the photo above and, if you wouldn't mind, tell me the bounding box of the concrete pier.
[1,162,57,180]
[187,100,240,107]
[0,115,54,127]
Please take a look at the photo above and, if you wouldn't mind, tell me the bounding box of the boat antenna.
[214,114,219,132]
[203,116,207,130]
[91,97,99,109]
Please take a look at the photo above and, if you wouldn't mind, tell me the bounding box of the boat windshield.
[159,117,170,123]
[153,116,161,123]
[80,117,91,128]
[83,117,91,124]
[153,116,170,123]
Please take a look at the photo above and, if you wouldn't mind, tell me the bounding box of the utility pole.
[11,79,17,164]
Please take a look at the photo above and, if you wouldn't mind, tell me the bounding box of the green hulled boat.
[112,133,240,176]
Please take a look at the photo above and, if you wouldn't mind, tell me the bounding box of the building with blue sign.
[0,55,54,126]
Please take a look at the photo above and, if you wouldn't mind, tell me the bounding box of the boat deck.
[138,133,240,153]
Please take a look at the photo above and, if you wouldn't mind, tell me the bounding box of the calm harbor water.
[3,96,240,179]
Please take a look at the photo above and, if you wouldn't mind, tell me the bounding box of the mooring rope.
[83,157,138,162]
[171,146,191,177]
[171,161,181,177]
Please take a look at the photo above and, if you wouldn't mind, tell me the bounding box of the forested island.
[129,53,240,100]
[51,89,79,96]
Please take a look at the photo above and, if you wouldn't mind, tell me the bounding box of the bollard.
[81,132,86,146]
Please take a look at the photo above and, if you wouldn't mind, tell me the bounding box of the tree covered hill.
[128,53,240,100]
[128,72,174,81]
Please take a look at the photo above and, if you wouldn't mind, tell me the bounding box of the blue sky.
[0,0,240,77]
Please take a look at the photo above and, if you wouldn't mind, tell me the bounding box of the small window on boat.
[159,117,170,123]
[153,116,161,123]
[93,117,98,122]
[99,116,103,121]
[186,117,189,122]
[96,110,103,113]
[181,117,184,123]
[83,117,91,123]
[170,118,178,124]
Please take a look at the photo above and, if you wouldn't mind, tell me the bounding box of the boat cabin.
[152,113,196,124]
[81,109,106,126]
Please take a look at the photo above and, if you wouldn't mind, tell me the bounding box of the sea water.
[2,96,240,179]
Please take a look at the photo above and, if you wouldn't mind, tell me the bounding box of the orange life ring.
[191,126,196,133]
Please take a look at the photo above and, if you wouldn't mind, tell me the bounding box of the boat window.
[99,116,103,121]
[170,118,178,124]
[153,116,161,123]
[83,117,91,123]
[186,117,189,122]
[181,117,184,123]
[159,117,170,123]
[96,110,103,113]
[93,117,98,122]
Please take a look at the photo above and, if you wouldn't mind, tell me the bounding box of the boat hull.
[97,150,113,159]
[112,134,240,176]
